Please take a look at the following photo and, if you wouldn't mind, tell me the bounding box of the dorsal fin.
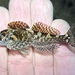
[8,21,29,29]
[32,22,60,35]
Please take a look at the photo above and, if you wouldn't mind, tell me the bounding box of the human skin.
[0,0,75,75]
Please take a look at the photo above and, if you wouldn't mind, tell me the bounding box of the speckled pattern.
[0,21,75,53]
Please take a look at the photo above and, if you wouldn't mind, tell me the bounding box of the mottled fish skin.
[0,21,75,54]
[30,31,71,51]
[0,28,33,54]
[7,41,30,50]
[31,22,75,52]
[0,28,74,52]
[0,29,10,46]
[0,21,32,52]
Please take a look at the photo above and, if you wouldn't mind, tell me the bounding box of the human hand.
[0,0,75,75]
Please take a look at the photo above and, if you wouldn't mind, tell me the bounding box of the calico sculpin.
[0,21,32,54]
[0,21,75,53]
[31,22,75,52]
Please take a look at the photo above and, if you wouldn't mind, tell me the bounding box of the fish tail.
[67,24,75,47]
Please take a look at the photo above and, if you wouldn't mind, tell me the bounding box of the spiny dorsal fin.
[32,22,60,35]
[8,21,29,29]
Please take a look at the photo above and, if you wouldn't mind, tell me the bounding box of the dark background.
[0,0,75,25]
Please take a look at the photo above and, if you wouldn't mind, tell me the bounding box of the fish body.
[0,21,75,53]
[31,22,75,52]
[31,31,73,51]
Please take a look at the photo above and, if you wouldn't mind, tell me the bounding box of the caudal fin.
[67,24,75,47]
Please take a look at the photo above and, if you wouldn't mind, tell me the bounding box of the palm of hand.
[0,0,75,75]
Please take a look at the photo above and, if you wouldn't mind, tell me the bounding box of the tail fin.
[67,24,75,47]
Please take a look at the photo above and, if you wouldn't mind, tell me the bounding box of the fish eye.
[0,29,8,36]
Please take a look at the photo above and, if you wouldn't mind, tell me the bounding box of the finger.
[52,19,75,75]
[0,7,9,30]
[31,0,53,26]
[51,19,70,35]
[8,0,34,75]
[9,0,31,25]
[31,0,54,75]
[0,7,9,75]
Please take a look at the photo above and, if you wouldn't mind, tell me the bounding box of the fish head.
[0,29,15,46]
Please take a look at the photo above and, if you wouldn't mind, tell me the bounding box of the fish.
[0,21,32,54]
[0,21,75,54]
[31,22,75,52]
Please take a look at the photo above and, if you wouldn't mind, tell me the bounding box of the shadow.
[7,49,30,57]
[68,45,75,54]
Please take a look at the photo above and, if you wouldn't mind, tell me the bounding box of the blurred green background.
[0,0,75,25]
